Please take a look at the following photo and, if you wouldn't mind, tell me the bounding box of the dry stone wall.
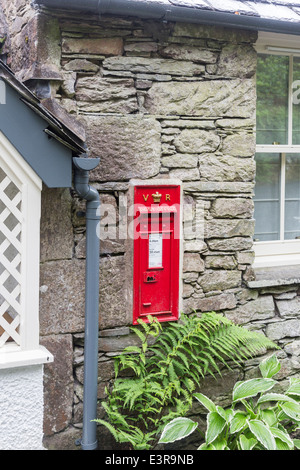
[2,5,300,450]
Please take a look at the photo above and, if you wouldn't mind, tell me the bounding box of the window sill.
[246,265,300,289]
[0,345,54,370]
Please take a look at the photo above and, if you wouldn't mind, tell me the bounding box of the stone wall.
[2,4,300,450]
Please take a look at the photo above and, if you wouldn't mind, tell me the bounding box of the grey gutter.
[34,0,300,35]
[73,156,101,451]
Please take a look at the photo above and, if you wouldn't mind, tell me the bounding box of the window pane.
[254,153,281,241]
[256,54,289,145]
[285,153,300,239]
[293,57,300,145]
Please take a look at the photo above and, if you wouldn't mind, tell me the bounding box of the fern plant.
[95,312,278,450]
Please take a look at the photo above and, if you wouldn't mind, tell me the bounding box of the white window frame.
[0,132,53,369]
[254,32,300,268]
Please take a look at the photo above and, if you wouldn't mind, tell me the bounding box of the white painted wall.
[0,365,45,450]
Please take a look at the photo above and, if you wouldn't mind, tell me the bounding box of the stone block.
[144,79,256,118]
[174,129,220,153]
[206,219,255,239]
[183,181,254,194]
[217,44,257,78]
[99,256,129,329]
[62,37,124,56]
[39,259,85,335]
[41,334,74,436]
[76,77,138,113]
[39,256,128,334]
[225,295,275,325]
[183,253,205,272]
[199,154,255,182]
[169,168,200,181]
[161,154,198,168]
[222,132,256,157]
[207,237,253,252]
[266,320,300,341]
[64,58,100,72]
[40,187,74,262]
[160,44,218,63]
[211,198,254,219]
[205,255,237,270]
[276,297,300,318]
[198,269,241,292]
[84,115,161,182]
[183,292,236,313]
[102,56,205,76]
[172,23,257,44]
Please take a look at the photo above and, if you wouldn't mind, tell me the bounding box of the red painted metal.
[133,185,180,325]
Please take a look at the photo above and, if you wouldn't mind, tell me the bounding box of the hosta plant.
[95,312,277,450]
[159,354,300,450]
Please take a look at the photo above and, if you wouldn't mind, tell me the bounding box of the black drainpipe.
[34,0,300,36]
[73,156,100,450]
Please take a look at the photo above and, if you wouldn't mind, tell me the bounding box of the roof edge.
[33,0,300,35]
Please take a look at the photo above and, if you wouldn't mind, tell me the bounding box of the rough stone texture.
[211,198,254,219]
[62,37,124,56]
[183,253,204,272]
[266,320,300,341]
[144,79,256,118]
[41,335,74,436]
[84,115,161,182]
[184,292,237,313]
[199,154,255,182]
[217,44,257,78]
[39,260,85,335]
[99,256,128,329]
[174,129,220,153]
[276,297,300,318]
[76,77,138,113]
[40,256,127,334]
[225,296,276,325]
[40,187,74,262]
[205,219,255,239]
[160,44,218,63]
[103,56,205,76]
[198,269,241,292]
[222,132,256,157]
[207,237,253,252]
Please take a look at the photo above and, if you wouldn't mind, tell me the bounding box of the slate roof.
[154,0,300,24]
[0,59,86,154]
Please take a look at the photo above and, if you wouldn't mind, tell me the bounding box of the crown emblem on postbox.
[152,191,162,203]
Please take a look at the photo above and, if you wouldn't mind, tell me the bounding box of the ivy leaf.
[206,411,227,445]
[233,378,275,403]
[248,420,276,450]
[159,417,198,444]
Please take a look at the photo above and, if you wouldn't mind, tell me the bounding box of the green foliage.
[159,354,300,450]
[95,313,278,450]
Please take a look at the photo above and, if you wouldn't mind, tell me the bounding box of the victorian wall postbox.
[132,184,181,325]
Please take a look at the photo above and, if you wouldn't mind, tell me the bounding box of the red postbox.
[133,184,181,325]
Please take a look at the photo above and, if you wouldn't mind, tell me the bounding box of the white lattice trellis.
[0,170,22,348]
[0,131,44,364]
